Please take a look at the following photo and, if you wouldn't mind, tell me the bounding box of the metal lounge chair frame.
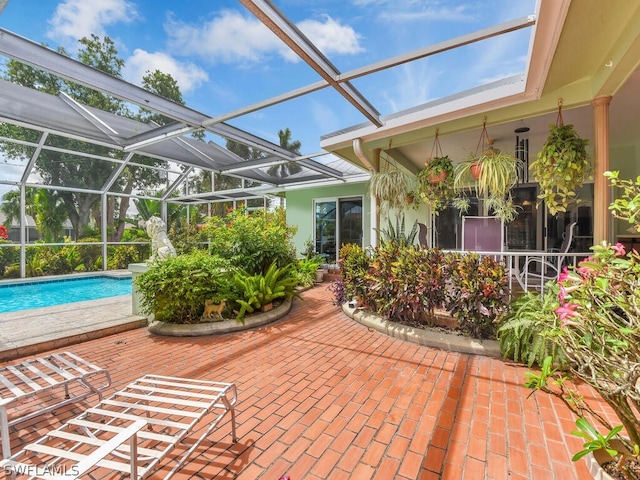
[0,352,111,458]
[0,374,237,480]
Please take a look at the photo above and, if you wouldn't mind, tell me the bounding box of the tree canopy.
[0,36,190,241]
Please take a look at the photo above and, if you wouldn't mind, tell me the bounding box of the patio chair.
[0,374,238,479]
[0,351,111,458]
[516,221,576,291]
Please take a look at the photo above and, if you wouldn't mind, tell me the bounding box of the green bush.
[108,245,141,269]
[205,206,297,275]
[77,238,102,272]
[294,257,322,288]
[0,243,19,277]
[135,252,236,324]
[338,243,370,303]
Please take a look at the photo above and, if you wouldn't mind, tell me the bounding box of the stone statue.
[145,216,177,261]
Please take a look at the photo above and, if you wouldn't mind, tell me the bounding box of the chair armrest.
[523,257,559,276]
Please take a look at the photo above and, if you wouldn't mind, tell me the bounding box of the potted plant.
[529,107,590,216]
[368,165,414,211]
[524,172,640,480]
[416,156,455,214]
[454,142,521,222]
[368,148,415,212]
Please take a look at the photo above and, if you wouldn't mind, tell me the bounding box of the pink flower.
[558,285,568,303]
[613,242,626,256]
[558,266,570,283]
[555,302,580,327]
[577,261,594,278]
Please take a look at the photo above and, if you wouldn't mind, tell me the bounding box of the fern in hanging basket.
[416,156,455,214]
[530,123,591,216]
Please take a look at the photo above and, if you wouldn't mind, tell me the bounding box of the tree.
[267,128,302,178]
[0,36,127,238]
[0,37,191,241]
[33,189,67,242]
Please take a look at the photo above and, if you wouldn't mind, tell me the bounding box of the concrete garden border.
[148,297,293,337]
[342,303,501,358]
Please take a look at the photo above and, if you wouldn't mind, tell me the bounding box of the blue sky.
[0,0,536,155]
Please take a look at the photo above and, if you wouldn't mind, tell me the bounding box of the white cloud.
[166,9,363,64]
[297,16,363,56]
[47,0,138,44]
[166,10,284,64]
[124,49,209,92]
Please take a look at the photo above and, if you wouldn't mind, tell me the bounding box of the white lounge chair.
[0,352,111,458]
[0,374,238,479]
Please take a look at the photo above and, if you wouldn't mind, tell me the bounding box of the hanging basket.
[416,130,455,214]
[428,170,448,184]
[470,162,482,180]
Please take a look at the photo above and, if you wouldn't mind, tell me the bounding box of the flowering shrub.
[525,241,640,474]
[524,171,640,476]
[204,206,297,275]
[0,225,7,240]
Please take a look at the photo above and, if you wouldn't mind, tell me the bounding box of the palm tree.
[267,128,303,178]
[33,189,67,242]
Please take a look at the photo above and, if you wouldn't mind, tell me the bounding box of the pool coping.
[0,295,146,363]
[0,270,132,287]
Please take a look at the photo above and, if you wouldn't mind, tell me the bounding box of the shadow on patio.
[3,286,602,479]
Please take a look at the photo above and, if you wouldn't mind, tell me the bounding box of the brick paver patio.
[3,286,603,479]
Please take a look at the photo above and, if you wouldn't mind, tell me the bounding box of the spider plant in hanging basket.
[368,167,415,211]
[454,146,521,223]
[416,156,455,214]
[529,123,591,216]
[454,147,520,199]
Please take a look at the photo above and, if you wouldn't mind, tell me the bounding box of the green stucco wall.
[286,182,371,257]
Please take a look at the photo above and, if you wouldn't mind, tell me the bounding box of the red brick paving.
[3,286,607,479]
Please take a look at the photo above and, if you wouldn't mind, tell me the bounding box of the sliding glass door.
[314,197,363,262]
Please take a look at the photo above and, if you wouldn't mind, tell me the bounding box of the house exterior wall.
[286,182,370,258]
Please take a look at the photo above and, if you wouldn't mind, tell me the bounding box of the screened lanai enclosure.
[0,0,544,279]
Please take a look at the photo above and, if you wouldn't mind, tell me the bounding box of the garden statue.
[145,216,176,261]
[203,299,226,321]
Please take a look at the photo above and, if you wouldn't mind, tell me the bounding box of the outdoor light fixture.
[514,126,530,183]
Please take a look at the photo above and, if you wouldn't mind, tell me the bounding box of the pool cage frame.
[0,2,538,279]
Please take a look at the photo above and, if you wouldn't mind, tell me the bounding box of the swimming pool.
[0,276,132,313]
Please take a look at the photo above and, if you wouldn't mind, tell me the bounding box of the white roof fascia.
[523,0,572,99]
[321,75,527,148]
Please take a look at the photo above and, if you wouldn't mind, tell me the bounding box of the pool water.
[0,276,132,313]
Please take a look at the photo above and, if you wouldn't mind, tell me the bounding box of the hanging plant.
[452,194,471,216]
[530,100,591,216]
[368,150,415,211]
[416,131,455,214]
[453,120,521,223]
